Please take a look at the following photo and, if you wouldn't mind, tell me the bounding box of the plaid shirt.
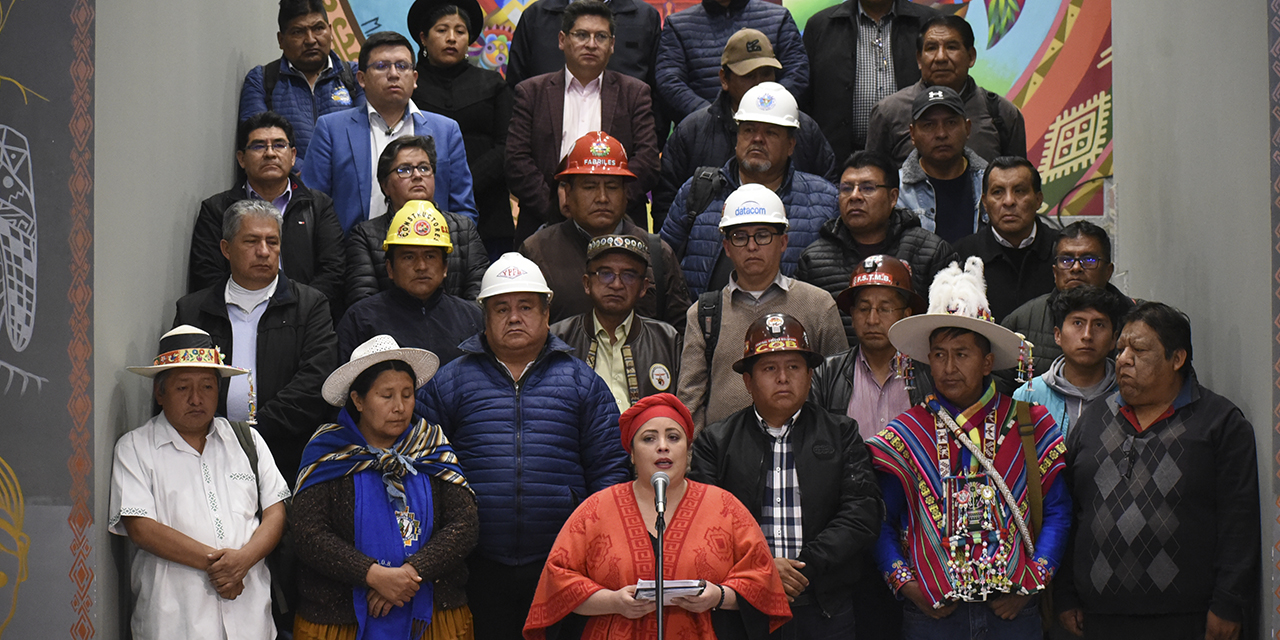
[853,4,898,147]
[757,408,804,559]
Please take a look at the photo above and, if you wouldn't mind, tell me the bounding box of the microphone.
[651,471,670,515]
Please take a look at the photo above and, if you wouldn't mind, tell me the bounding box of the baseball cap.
[911,85,966,121]
[721,28,783,76]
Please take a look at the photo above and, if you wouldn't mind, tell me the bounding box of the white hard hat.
[734,82,799,128]
[719,183,789,230]
[477,252,554,301]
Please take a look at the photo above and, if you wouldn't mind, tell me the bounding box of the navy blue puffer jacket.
[660,158,839,296]
[416,333,628,565]
[655,0,809,121]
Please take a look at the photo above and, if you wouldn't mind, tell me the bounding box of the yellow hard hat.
[383,200,453,253]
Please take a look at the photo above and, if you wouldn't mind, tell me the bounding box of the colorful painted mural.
[325,0,1112,222]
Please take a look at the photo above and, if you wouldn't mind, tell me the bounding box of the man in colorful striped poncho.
[867,257,1070,639]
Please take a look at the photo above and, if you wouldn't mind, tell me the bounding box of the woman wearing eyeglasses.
[407,0,514,262]
[345,136,490,308]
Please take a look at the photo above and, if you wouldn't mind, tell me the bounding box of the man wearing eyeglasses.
[551,236,682,411]
[678,184,848,431]
[520,132,690,332]
[661,82,839,298]
[1001,220,1135,379]
[189,111,345,312]
[303,31,477,233]
[953,156,1058,322]
[506,0,660,246]
[1056,302,1259,640]
[797,150,956,344]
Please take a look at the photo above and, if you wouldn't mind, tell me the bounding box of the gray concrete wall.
[94,1,279,635]
[1111,0,1273,633]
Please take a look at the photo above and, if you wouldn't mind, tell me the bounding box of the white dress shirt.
[561,68,603,160]
[109,414,290,640]
[368,101,422,220]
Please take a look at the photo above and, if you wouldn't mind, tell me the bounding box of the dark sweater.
[292,475,479,625]
[1057,374,1259,622]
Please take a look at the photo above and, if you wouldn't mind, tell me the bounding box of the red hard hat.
[554,131,637,181]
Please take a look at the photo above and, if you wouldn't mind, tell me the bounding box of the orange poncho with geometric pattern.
[523,481,792,639]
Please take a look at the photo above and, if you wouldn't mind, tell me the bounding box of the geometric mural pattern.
[68,0,95,637]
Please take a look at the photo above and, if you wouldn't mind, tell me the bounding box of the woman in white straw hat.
[291,335,478,640]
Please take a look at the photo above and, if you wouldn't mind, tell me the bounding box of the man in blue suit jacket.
[303,31,477,233]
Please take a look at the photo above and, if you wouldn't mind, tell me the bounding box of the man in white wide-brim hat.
[109,325,289,640]
[866,257,1069,638]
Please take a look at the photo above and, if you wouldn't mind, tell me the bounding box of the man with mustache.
[690,313,881,638]
[188,112,346,312]
[519,132,690,330]
[895,85,987,244]
[661,82,838,297]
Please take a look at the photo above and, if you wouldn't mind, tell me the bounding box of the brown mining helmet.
[835,254,927,316]
[732,312,825,373]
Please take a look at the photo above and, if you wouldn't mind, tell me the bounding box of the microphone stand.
[655,509,666,640]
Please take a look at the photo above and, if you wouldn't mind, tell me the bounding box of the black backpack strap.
[647,233,666,319]
[229,420,262,518]
[687,166,725,222]
[697,290,722,375]
[336,59,357,93]
[261,59,281,112]
[986,90,1011,153]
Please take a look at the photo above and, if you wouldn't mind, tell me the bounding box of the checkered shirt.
[756,409,804,559]
[853,5,898,147]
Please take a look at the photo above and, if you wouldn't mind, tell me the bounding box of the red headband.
[618,393,695,453]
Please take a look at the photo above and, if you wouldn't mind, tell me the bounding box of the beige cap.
[720,28,783,76]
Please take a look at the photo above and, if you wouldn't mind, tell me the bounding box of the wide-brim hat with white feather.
[127,325,248,378]
[887,257,1027,370]
[321,335,440,406]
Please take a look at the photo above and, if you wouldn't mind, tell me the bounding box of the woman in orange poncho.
[523,394,791,640]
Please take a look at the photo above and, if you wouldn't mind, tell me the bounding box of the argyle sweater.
[1056,373,1260,622]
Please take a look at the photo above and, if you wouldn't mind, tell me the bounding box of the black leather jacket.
[810,347,934,417]
[689,402,882,616]
[343,209,488,307]
[549,312,682,404]
[174,273,338,481]
[189,180,346,309]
